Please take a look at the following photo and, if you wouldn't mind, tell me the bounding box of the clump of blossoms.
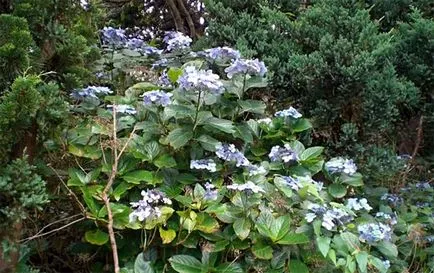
[107,104,137,115]
[375,212,398,225]
[203,46,241,63]
[225,58,267,79]
[246,164,267,176]
[257,118,273,126]
[358,223,392,244]
[178,66,224,95]
[142,90,173,106]
[163,31,192,51]
[157,70,172,88]
[129,189,172,222]
[190,159,217,172]
[204,182,218,201]
[71,86,113,99]
[346,198,372,211]
[101,27,126,47]
[381,193,403,206]
[274,106,302,119]
[269,144,299,163]
[215,143,250,167]
[305,204,353,230]
[227,181,265,194]
[152,58,168,69]
[281,175,323,192]
[325,157,357,176]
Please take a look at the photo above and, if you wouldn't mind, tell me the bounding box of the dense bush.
[60,29,430,273]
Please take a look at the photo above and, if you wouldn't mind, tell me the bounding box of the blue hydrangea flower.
[325,157,357,176]
[426,235,434,244]
[126,37,145,49]
[157,70,172,88]
[107,104,137,115]
[163,31,192,51]
[225,58,267,79]
[71,86,113,99]
[346,198,372,211]
[381,193,403,206]
[268,144,299,163]
[204,182,218,201]
[190,159,217,172]
[415,182,431,190]
[101,27,127,47]
[358,223,392,244]
[274,106,302,119]
[129,189,172,222]
[246,164,266,176]
[142,46,163,56]
[142,90,173,106]
[203,46,241,63]
[383,260,391,270]
[152,58,168,69]
[257,118,273,126]
[227,181,265,194]
[215,143,250,167]
[305,204,352,230]
[178,66,224,95]
[375,212,398,225]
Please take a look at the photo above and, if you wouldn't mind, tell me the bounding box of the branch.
[167,0,185,33]
[19,217,86,243]
[176,0,196,38]
[102,105,120,273]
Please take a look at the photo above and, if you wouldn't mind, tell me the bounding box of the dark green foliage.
[0,14,35,91]
[12,0,101,89]
[0,76,67,164]
[0,157,48,225]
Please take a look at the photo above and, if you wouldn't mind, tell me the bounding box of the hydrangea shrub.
[66,30,402,273]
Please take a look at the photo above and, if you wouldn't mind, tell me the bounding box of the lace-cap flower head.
[268,144,299,163]
[203,182,218,201]
[274,107,302,119]
[142,90,173,107]
[190,159,217,172]
[101,27,127,46]
[71,86,113,99]
[358,223,392,244]
[305,203,353,230]
[203,47,241,63]
[225,58,267,79]
[215,143,250,167]
[227,181,265,194]
[107,104,137,115]
[129,189,172,222]
[346,198,372,211]
[325,157,357,176]
[178,66,224,95]
[163,31,192,51]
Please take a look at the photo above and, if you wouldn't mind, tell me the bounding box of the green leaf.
[252,241,273,260]
[113,181,133,201]
[196,135,220,151]
[328,184,347,198]
[214,263,243,273]
[300,147,324,161]
[234,124,253,143]
[369,256,388,273]
[169,255,203,273]
[167,127,194,149]
[143,141,160,161]
[204,118,235,133]
[195,111,213,125]
[292,119,312,133]
[238,100,266,114]
[68,144,102,159]
[164,105,196,120]
[85,229,109,246]
[316,237,331,257]
[277,232,309,245]
[195,213,219,233]
[355,251,368,273]
[340,232,360,251]
[233,218,251,240]
[81,186,100,215]
[289,260,309,273]
[244,76,268,90]
[134,253,155,273]
[274,176,293,198]
[67,168,87,186]
[122,170,153,184]
[154,154,177,168]
[376,241,398,258]
[341,173,363,186]
[167,67,183,83]
[159,227,176,244]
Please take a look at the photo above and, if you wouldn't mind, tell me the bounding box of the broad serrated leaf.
[233,218,251,240]
[122,170,153,184]
[316,237,331,257]
[289,260,309,273]
[169,255,203,273]
[238,99,266,114]
[328,183,347,198]
[134,253,155,273]
[204,118,235,133]
[252,241,273,260]
[167,127,193,149]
